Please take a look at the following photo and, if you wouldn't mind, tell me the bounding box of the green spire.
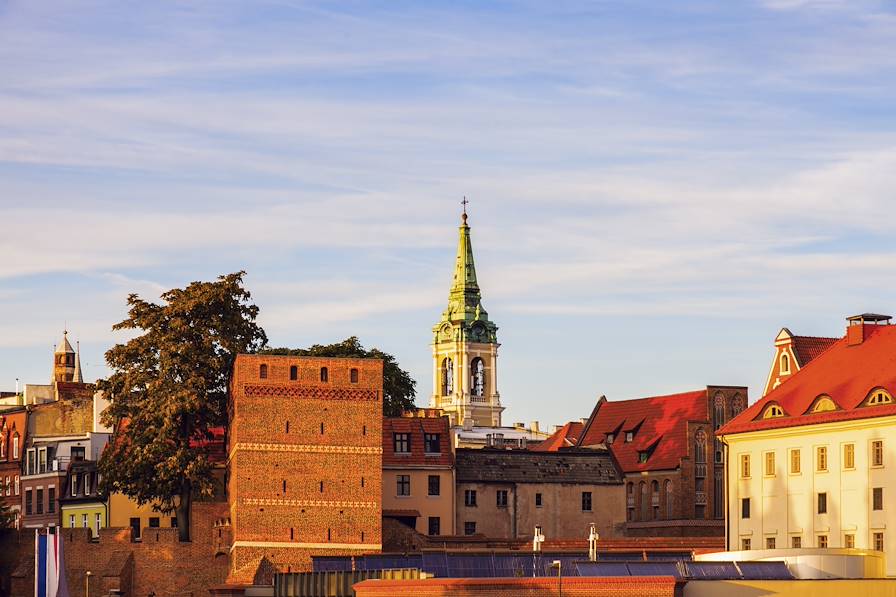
[433,211,498,344]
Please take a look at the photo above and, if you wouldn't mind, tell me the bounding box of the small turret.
[53,330,76,383]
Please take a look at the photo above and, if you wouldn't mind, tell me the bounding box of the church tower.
[431,208,503,427]
[53,330,76,383]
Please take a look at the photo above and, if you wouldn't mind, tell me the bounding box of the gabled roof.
[791,335,838,367]
[577,390,709,473]
[720,324,896,435]
[383,416,453,468]
[529,421,583,452]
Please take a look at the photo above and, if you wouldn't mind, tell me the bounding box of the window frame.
[790,449,801,475]
[817,492,827,514]
[396,475,410,497]
[741,497,750,519]
[764,451,775,477]
[843,443,855,470]
[424,433,441,454]
[816,446,828,472]
[496,489,508,508]
[582,491,593,512]
[464,489,477,507]
[393,433,411,454]
[871,440,884,467]
[873,487,883,511]
[740,454,751,479]
[427,474,440,497]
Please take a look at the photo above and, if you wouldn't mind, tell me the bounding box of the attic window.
[866,388,893,406]
[625,431,634,443]
[606,433,614,445]
[638,451,648,463]
[809,395,837,414]
[780,353,790,374]
[762,404,785,419]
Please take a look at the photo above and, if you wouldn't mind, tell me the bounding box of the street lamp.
[550,560,562,597]
[85,571,92,597]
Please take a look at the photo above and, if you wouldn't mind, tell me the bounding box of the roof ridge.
[791,334,840,341]
[608,389,706,404]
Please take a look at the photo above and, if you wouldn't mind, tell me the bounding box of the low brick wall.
[353,576,679,597]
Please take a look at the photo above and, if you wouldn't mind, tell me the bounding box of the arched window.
[471,358,485,397]
[808,395,837,413]
[713,394,725,429]
[651,480,660,520]
[665,480,674,519]
[780,353,790,374]
[762,404,785,419]
[320,367,328,382]
[259,364,268,379]
[12,434,18,459]
[289,365,298,381]
[640,481,649,521]
[350,368,359,383]
[866,388,893,406]
[441,358,454,395]
[694,429,706,464]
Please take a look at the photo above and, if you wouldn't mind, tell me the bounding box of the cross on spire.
[461,196,469,224]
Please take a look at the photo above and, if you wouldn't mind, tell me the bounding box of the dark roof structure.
[455,448,622,484]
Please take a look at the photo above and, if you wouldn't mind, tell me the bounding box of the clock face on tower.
[439,323,453,342]
[470,323,487,342]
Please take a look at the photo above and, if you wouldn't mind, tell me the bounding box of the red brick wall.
[353,576,678,597]
[228,355,383,582]
[9,501,229,597]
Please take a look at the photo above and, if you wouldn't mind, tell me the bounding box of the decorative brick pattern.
[244,385,380,401]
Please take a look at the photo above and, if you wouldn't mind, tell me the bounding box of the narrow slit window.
[320,367,328,382]
[259,364,268,379]
[289,365,298,380]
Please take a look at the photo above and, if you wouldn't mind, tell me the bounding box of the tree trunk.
[176,480,192,542]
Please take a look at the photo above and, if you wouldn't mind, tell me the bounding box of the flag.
[35,530,70,597]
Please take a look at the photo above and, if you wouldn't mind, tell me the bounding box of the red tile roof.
[578,390,708,473]
[529,421,583,452]
[791,335,839,367]
[720,324,896,435]
[383,416,453,467]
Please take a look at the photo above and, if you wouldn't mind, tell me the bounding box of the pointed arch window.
[665,480,674,519]
[694,429,706,464]
[471,358,485,397]
[441,358,454,396]
[12,434,18,460]
[866,388,893,406]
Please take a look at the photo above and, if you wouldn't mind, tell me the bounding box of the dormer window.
[780,353,790,374]
[638,451,648,463]
[606,433,614,445]
[866,388,893,406]
[808,395,837,414]
[762,404,785,419]
[625,431,634,443]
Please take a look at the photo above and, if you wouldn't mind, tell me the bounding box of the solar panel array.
[312,553,793,581]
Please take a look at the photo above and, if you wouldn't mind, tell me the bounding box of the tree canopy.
[0,502,14,529]
[263,337,416,416]
[98,272,267,541]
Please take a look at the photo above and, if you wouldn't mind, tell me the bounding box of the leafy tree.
[98,272,267,541]
[263,337,416,416]
[0,503,14,529]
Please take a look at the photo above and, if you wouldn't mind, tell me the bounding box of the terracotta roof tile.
[791,335,839,367]
[529,421,583,452]
[578,390,708,473]
[720,324,896,435]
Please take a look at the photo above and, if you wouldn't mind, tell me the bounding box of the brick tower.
[228,355,383,581]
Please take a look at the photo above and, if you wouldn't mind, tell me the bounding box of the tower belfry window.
[471,358,485,397]
[441,358,454,395]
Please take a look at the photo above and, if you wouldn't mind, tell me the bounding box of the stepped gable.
[721,322,896,435]
[577,390,708,473]
[454,447,621,484]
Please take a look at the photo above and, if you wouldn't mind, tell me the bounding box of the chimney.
[847,313,892,346]
[530,421,539,433]
[847,323,864,346]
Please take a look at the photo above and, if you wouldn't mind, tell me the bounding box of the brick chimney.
[847,313,892,346]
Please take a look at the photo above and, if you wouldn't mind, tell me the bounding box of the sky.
[2,0,896,429]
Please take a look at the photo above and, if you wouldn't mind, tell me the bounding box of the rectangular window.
[790,449,801,474]
[95,513,102,537]
[170,517,178,528]
[766,537,776,549]
[428,516,440,536]
[82,514,88,528]
[606,433,614,444]
[149,517,160,528]
[12,436,18,459]
[424,433,441,454]
[27,450,35,476]
[844,534,855,548]
[764,452,775,476]
[535,493,543,508]
[428,475,440,496]
[71,446,85,461]
[130,517,141,541]
[872,440,884,467]
[464,489,477,507]
[71,474,78,497]
[741,454,751,478]
[464,521,476,536]
[69,515,75,528]
[393,433,410,454]
[874,487,883,511]
[38,449,47,474]
[874,532,884,551]
[741,497,750,519]
[14,476,19,495]
[582,491,592,512]
[741,538,751,550]
[25,489,32,515]
[625,431,634,442]
[843,444,855,469]
[817,446,828,472]
[496,490,508,508]
[48,487,55,514]
[818,535,828,548]
[396,475,410,497]
[818,492,827,514]
[791,536,802,548]
[36,489,43,514]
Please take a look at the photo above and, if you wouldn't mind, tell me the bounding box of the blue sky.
[3,0,896,428]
